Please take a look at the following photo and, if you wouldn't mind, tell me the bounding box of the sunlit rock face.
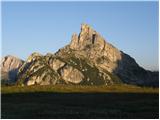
[69,23,122,73]
[70,23,106,51]
[17,53,61,86]
[60,65,84,84]
[0,55,23,85]
[1,55,24,84]
[1,55,23,73]
[48,58,65,71]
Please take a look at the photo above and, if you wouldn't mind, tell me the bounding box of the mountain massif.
[1,24,159,87]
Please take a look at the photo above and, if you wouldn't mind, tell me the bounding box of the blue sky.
[2,1,158,71]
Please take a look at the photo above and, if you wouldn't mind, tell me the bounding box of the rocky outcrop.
[1,55,23,73]
[70,24,106,51]
[1,55,24,83]
[17,53,60,86]
[49,58,66,71]
[60,65,84,84]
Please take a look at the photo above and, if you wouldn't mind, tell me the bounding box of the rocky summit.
[1,24,159,87]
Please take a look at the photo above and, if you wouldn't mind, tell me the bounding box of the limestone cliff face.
[70,24,122,73]
[1,55,24,83]
[70,24,106,51]
[60,65,84,84]
[1,55,23,72]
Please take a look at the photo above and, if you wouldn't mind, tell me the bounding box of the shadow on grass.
[1,92,159,119]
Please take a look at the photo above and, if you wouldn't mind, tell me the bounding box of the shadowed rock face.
[1,55,24,83]
[1,24,158,87]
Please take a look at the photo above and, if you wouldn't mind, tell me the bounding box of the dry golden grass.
[1,84,159,94]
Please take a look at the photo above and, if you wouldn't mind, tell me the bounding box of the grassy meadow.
[1,84,159,119]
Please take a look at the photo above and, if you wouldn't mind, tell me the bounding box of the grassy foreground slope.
[1,85,159,119]
[1,84,159,94]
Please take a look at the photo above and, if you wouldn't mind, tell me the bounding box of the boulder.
[60,65,84,84]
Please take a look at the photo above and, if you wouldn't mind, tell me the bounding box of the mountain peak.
[1,55,24,83]
[1,55,23,70]
[80,23,94,34]
[1,24,158,87]
[70,23,106,51]
[3,55,21,60]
